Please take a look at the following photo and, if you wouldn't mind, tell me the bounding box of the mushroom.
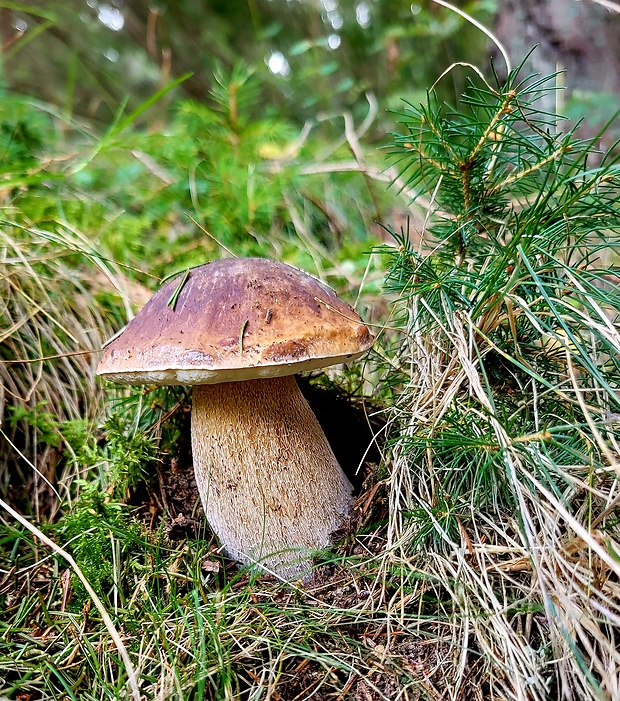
[97,258,374,580]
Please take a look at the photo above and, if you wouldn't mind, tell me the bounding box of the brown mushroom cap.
[97,257,374,385]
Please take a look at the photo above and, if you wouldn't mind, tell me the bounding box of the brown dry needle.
[238,318,249,354]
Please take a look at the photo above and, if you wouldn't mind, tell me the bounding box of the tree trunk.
[492,0,620,140]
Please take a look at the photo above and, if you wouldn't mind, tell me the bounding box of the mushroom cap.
[96,257,374,385]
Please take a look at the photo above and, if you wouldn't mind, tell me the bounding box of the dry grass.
[384,241,620,700]
[0,220,144,517]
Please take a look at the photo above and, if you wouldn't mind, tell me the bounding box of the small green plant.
[58,482,144,607]
[382,61,620,699]
[7,403,62,448]
[0,97,52,175]
[102,413,158,499]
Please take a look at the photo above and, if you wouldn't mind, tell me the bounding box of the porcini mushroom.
[97,258,374,580]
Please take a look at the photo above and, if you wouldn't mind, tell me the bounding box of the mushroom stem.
[191,375,353,580]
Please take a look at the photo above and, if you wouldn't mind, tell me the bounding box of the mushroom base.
[191,375,353,581]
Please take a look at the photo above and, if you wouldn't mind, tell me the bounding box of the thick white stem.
[191,375,352,580]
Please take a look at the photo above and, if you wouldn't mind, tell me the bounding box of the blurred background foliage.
[0,1,495,283]
[2,1,619,278]
[1,0,496,128]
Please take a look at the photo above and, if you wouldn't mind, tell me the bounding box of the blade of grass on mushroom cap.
[166,268,191,310]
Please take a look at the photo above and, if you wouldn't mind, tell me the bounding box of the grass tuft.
[381,61,620,699]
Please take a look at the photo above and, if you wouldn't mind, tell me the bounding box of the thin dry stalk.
[387,272,620,699]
